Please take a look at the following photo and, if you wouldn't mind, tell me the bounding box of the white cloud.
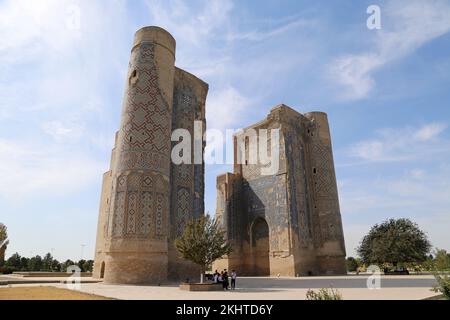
[0,0,127,203]
[42,120,85,143]
[0,0,129,113]
[0,139,106,201]
[227,19,314,42]
[414,123,448,141]
[206,86,252,130]
[328,0,450,100]
[341,121,450,256]
[328,54,383,100]
[409,168,425,179]
[145,0,233,46]
[349,123,449,162]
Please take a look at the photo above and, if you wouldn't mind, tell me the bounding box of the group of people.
[212,269,237,290]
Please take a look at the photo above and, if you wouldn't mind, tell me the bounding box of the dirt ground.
[0,286,111,300]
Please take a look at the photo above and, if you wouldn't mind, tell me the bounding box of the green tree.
[357,218,431,267]
[6,252,21,270]
[0,223,9,266]
[51,259,61,272]
[82,260,94,272]
[346,257,359,272]
[77,259,87,272]
[432,273,450,300]
[20,257,29,271]
[434,249,450,271]
[27,255,43,271]
[62,259,75,272]
[42,253,54,271]
[175,215,232,283]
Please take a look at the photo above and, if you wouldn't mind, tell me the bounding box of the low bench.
[179,282,223,292]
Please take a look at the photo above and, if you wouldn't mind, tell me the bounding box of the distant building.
[213,105,346,276]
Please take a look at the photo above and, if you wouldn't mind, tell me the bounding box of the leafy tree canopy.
[357,218,431,266]
[346,257,361,272]
[174,215,232,282]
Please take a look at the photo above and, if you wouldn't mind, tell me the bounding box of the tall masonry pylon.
[93,26,208,284]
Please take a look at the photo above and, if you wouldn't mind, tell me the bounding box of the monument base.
[179,283,223,291]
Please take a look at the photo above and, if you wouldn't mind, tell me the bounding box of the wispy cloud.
[349,122,449,162]
[41,119,85,143]
[0,0,130,201]
[226,19,315,42]
[0,139,106,201]
[206,86,253,130]
[145,0,233,47]
[328,0,450,100]
[414,123,448,141]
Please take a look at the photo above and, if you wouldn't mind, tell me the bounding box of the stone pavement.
[4,275,439,300]
[0,274,100,286]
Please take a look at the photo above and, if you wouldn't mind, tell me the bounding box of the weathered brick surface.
[214,105,346,276]
[93,27,207,284]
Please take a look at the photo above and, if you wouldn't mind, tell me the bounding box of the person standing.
[230,270,237,290]
[222,270,229,290]
[213,270,219,283]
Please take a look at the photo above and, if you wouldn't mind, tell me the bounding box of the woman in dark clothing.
[222,271,229,290]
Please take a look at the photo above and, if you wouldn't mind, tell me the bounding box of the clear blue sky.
[1,0,449,261]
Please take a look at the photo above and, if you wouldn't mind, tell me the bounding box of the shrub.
[0,266,17,274]
[346,257,359,272]
[306,288,342,300]
[432,273,450,300]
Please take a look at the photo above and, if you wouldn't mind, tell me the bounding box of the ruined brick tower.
[213,105,346,276]
[93,26,208,284]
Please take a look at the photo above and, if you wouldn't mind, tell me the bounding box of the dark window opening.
[313,168,317,174]
[129,69,138,85]
[100,262,105,279]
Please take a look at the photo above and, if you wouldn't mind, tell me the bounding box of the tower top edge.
[303,111,328,120]
[133,26,176,54]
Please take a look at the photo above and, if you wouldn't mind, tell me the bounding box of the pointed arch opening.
[251,217,270,276]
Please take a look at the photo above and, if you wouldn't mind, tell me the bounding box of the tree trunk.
[200,266,205,284]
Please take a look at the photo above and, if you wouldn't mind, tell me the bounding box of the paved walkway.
[0,274,100,285]
[4,275,438,300]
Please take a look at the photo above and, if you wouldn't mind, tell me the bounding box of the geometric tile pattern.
[215,107,346,276]
[155,193,165,238]
[109,41,171,240]
[126,192,138,234]
[169,69,207,240]
[176,187,190,237]
[117,42,172,176]
[112,192,125,237]
[311,144,337,198]
[140,191,153,236]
